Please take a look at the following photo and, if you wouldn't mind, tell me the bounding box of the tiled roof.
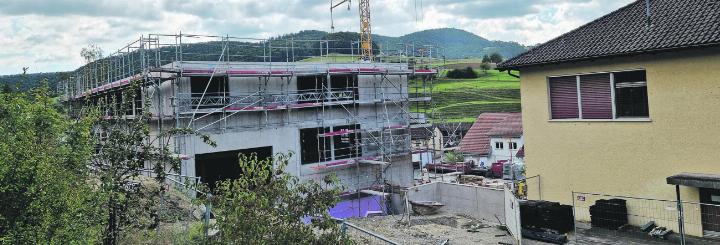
[498,0,720,69]
[516,146,525,158]
[458,113,522,155]
[487,114,522,137]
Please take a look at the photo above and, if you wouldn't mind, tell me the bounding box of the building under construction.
[58,33,436,216]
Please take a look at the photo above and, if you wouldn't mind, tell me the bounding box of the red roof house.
[459,113,522,156]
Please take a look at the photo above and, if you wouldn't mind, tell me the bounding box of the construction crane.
[330,0,373,61]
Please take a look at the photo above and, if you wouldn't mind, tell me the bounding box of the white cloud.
[0,0,634,75]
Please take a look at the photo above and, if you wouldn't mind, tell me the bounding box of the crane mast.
[358,0,372,60]
[330,0,373,61]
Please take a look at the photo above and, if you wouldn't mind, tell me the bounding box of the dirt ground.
[346,213,524,245]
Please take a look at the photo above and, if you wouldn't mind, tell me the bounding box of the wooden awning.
[667,172,720,189]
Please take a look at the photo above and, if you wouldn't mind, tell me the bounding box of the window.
[495,142,504,149]
[330,75,359,100]
[300,127,330,164]
[510,142,518,150]
[191,76,228,97]
[548,70,648,119]
[297,75,328,103]
[300,124,361,164]
[190,76,228,109]
[297,75,358,103]
[614,71,648,117]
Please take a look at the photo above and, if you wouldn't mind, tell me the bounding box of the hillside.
[374,28,527,59]
[412,69,521,123]
[0,72,70,93]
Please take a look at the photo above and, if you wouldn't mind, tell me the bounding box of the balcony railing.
[176,89,355,113]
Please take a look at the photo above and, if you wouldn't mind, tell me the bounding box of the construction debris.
[409,201,444,215]
[457,175,505,188]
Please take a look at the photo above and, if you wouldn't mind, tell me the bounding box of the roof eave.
[497,42,720,71]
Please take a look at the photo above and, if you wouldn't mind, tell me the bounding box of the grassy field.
[412,69,520,123]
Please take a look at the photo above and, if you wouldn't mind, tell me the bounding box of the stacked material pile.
[589,199,628,229]
[457,175,505,188]
[519,200,574,233]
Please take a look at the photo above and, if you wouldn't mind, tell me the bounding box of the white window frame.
[547,68,651,122]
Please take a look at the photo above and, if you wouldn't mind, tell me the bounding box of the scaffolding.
[59,33,438,217]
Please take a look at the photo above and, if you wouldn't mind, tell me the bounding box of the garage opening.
[195,146,273,190]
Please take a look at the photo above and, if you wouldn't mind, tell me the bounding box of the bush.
[444,151,465,163]
[446,67,478,79]
[210,152,351,244]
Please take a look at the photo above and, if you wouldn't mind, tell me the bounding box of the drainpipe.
[506,70,519,78]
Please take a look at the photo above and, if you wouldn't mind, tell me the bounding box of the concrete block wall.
[408,182,505,223]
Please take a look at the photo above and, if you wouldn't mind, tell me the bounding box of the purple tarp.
[303,195,385,223]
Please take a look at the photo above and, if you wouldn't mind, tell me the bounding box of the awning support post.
[675,185,686,245]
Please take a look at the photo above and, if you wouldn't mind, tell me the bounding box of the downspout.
[507,70,519,78]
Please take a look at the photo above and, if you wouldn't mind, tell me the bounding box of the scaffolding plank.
[358,160,388,165]
[360,189,390,197]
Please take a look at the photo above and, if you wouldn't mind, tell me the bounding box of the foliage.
[444,151,465,163]
[490,52,504,63]
[0,71,71,93]
[482,54,491,63]
[210,152,350,244]
[89,81,215,244]
[446,67,478,79]
[81,43,104,63]
[0,83,104,243]
[480,62,492,74]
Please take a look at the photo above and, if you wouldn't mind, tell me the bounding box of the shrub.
[446,67,478,79]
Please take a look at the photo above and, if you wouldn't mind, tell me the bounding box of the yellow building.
[498,0,720,238]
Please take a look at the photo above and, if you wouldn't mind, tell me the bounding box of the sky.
[0,0,635,75]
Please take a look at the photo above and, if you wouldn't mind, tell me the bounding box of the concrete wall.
[518,47,720,236]
[159,66,414,191]
[407,182,505,223]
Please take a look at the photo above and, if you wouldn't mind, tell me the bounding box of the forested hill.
[282,28,528,59]
[373,28,527,59]
[3,28,526,92]
[0,72,70,93]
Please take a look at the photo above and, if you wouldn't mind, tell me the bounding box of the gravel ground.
[346,213,521,245]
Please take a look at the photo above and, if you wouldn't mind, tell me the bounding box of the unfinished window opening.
[332,124,362,160]
[330,74,359,100]
[190,76,228,109]
[195,146,273,190]
[297,75,328,103]
[614,70,649,118]
[300,127,331,164]
[548,70,649,120]
[300,124,362,164]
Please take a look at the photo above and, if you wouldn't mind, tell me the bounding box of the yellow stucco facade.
[518,47,720,236]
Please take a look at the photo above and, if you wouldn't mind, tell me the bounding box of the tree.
[480,61,492,74]
[90,81,215,244]
[1,84,11,93]
[81,44,103,63]
[0,83,104,243]
[210,152,350,244]
[489,52,504,63]
[482,54,491,63]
